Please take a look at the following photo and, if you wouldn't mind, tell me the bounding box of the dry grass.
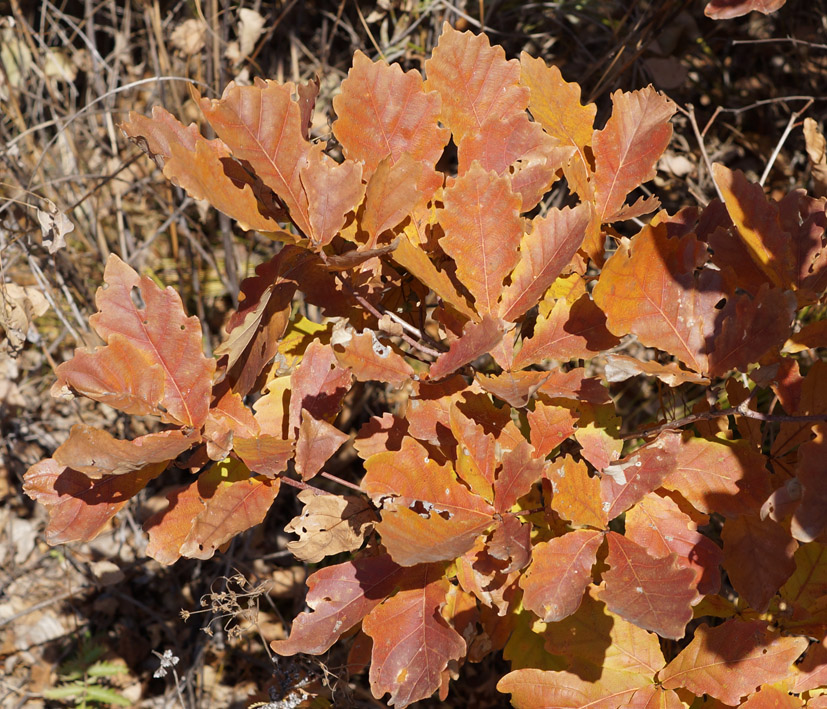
[1,1,825,706]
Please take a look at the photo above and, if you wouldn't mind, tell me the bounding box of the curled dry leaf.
[285,489,376,563]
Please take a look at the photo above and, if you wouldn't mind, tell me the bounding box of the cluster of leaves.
[25,23,827,709]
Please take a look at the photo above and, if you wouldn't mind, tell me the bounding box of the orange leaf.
[363,564,466,707]
[527,399,578,458]
[121,106,202,163]
[354,413,407,460]
[271,553,404,656]
[593,223,726,375]
[705,0,786,19]
[513,293,618,368]
[24,458,166,545]
[599,532,697,639]
[520,529,602,622]
[333,50,447,180]
[440,163,523,317]
[429,315,503,380]
[488,514,532,572]
[740,686,803,709]
[661,436,772,518]
[546,455,608,529]
[604,353,709,387]
[288,339,352,436]
[232,434,294,478]
[294,410,349,481]
[494,441,545,513]
[333,330,414,387]
[424,23,528,145]
[362,437,494,565]
[449,403,497,502]
[53,254,214,427]
[200,80,314,235]
[53,425,197,478]
[592,86,675,225]
[519,53,596,200]
[300,151,364,245]
[722,513,797,612]
[574,402,622,474]
[659,620,808,705]
[498,667,645,709]
[538,368,611,404]
[500,203,592,322]
[625,493,723,595]
[601,432,682,519]
[143,480,208,565]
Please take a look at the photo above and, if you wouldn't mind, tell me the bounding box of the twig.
[623,401,827,440]
[759,99,813,186]
[320,471,364,493]
[676,103,723,202]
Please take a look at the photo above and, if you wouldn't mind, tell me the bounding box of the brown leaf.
[705,0,786,19]
[804,117,827,198]
[429,315,503,380]
[285,489,376,563]
[603,354,709,387]
[494,441,545,513]
[232,434,294,478]
[334,330,413,387]
[288,339,352,436]
[300,151,364,245]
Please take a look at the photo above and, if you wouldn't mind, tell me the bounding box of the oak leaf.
[547,455,609,529]
[333,330,413,388]
[527,398,578,459]
[294,410,349,481]
[300,151,364,245]
[659,620,808,705]
[493,440,546,513]
[429,315,503,380]
[705,1,787,20]
[285,489,376,563]
[288,339,352,436]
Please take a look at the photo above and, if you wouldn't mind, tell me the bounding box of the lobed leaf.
[294,410,350,481]
[546,455,609,529]
[493,440,546,513]
[333,330,414,388]
[300,151,364,245]
[429,315,503,380]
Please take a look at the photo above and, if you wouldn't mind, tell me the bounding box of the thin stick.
[676,103,723,202]
[320,471,364,493]
[759,99,813,186]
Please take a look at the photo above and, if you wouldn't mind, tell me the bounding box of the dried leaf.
[300,151,364,245]
[705,0,786,19]
[285,489,376,563]
[547,455,609,529]
[288,339,352,436]
[429,315,503,381]
[334,330,414,387]
[603,354,709,387]
[294,411,349,480]
[527,399,578,458]
[494,441,545,513]
[803,117,827,198]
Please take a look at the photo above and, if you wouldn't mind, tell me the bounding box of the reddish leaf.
[200,81,314,235]
[514,294,619,368]
[547,455,609,529]
[362,437,494,565]
[500,203,592,322]
[424,23,528,145]
[705,0,786,18]
[773,360,827,458]
[792,637,827,693]
[53,255,214,427]
[538,368,611,404]
[661,436,772,518]
[354,413,408,460]
[271,554,404,656]
[294,411,349,481]
[599,532,697,639]
[300,151,364,245]
[333,51,447,180]
[458,112,572,211]
[741,686,803,709]
[53,426,197,478]
[23,458,166,545]
[288,339,352,435]
[143,481,208,565]
[592,87,675,225]
[429,315,503,380]
[363,564,466,707]
[519,53,596,200]
[450,404,497,502]
[216,247,306,396]
[626,686,685,709]
[659,620,808,705]
[527,399,578,458]
[593,223,725,375]
[204,390,259,460]
[601,432,682,519]
[708,284,796,377]
[440,163,523,316]
[604,354,709,387]
[779,541,827,612]
[477,371,550,408]
[574,402,623,474]
[494,441,546,513]
[722,514,797,611]
[120,106,202,162]
[625,493,723,595]
[498,667,646,709]
[334,330,414,387]
[791,434,827,543]
[488,514,532,572]
[520,530,602,622]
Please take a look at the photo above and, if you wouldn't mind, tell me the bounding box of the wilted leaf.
[24,458,167,545]
[271,554,404,655]
[705,0,786,20]
[722,514,797,611]
[599,532,697,639]
[53,426,198,478]
[603,354,709,387]
[804,117,827,198]
[285,489,376,563]
[659,620,808,704]
[520,529,602,622]
[53,255,214,428]
[488,514,532,572]
[440,163,523,317]
[362,436,494,565]
[354,413,408,460]
[790,433,827,543]
[36,198,73,253]
[500,203,592,323]
[363,564,466,707]
[424,23,528,145]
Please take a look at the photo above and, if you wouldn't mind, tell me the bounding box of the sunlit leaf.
[333,330,414,388]
[547,455,609,529]
[429,315,503,380]
[494,441,546,513]
[294,410,349,481]
[300,151,364,245]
